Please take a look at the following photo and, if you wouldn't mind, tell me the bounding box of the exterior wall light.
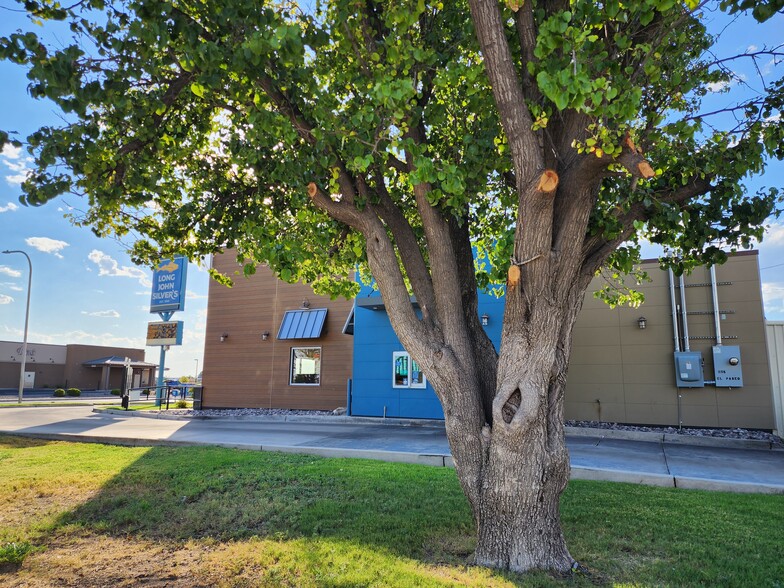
[220,332,229,342]
[481,314,489,326]
[729,357,740,366]
[637,317,647,330]
[261,331,270,341]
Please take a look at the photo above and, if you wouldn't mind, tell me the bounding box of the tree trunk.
[441,292,582,573]
[473,409,573,572]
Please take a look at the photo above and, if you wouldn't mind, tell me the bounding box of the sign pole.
[155,310,174,406]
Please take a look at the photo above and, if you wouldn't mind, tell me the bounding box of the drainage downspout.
[710,265,722,346]
[679,274,690,351]
[669,269,681,353]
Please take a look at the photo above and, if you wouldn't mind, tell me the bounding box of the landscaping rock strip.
[566,419,783,446]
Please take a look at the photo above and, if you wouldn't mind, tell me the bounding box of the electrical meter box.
[713,345,743,387]
[674,351,705,388]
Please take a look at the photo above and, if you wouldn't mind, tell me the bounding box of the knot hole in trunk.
[501,388,521,424]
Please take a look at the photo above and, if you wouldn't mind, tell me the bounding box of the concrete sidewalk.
[0,406,782,494]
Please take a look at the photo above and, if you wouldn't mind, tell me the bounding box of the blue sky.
[0,4,782,380]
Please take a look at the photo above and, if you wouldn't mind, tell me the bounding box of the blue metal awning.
[277,308,328,339]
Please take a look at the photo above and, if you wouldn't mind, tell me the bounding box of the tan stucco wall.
[567,252,773,429]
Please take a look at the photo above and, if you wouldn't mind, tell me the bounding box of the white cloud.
[186,290,208,300]
[25,236,69,258]
[81,309,121,318]
[1,144,33,186]
[747,45,758,53]
[0,294,13,305]
[0,282,22,292]
[0,202,18,213]
[5,173,29,185]
[0,266,22,278]
[705,80,731,93]
[762,282,784,317]
[1,144,21,159]
[763,223,784,247]
[762,57,777,76]
[87,249,152,287]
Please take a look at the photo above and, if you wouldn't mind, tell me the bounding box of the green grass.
[0,434,782,586]
[96,401,192,412]
[0,401,118,408]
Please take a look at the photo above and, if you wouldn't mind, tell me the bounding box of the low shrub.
[175,399,188,409]
[53,388,65,397]
[0,541,32,566]
[66,388,81,397]
[110,389,121,396]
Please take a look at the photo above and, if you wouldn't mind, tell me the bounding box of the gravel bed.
[566,419,783,445]
[159,407,335,418]
[148,407,782,445]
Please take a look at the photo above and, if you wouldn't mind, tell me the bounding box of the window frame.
[289,346,322,386]
[392,351,426,389]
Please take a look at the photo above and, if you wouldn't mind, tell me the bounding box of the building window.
[392,351,426,389]
[290,347,321,385]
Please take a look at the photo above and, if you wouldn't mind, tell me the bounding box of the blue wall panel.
[351,285,505,419]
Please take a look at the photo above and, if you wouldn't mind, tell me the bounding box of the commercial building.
[202,251,775,430]
[0,341,156,391]
[201,253,353,410]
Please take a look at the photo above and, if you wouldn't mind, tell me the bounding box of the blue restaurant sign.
[149,257,188,313]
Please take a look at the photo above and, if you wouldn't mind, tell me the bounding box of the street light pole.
[194,358,199,383]
[2,250,32,404]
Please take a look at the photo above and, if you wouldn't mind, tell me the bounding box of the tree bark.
[436,287,586,573]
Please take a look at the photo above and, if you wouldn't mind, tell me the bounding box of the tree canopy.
[1,0,781,294]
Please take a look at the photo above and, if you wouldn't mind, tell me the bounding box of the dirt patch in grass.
[0,490,97,534]
[3,533,208,588]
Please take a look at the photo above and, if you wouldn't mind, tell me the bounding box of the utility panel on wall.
[713,345,743,387]
[674,351,705,388]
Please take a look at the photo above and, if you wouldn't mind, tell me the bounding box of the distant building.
[202,251,775,431]
[0,341,156,391]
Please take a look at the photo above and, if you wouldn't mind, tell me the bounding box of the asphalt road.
[1,406,782,493]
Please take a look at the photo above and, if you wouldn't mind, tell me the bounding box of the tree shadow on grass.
[54,445,484,564]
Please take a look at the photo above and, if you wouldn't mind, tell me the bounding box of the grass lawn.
[96,400,193,412]
[0,435,782,587]
[0,401,120,408]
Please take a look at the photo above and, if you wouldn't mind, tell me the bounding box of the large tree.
[2,0,783,573]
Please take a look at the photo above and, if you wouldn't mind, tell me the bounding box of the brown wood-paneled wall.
[202,252,354,410]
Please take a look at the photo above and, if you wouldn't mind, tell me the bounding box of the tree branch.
[468,0,542,182]
[370,167,438,326]
[580,177,713,275]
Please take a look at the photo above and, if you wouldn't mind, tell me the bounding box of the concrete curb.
[566,426,664,443]
[261,444,450,466]
[565,426,776,451]
[674,477,784,494]
[570,466,674,487]
[662,433,774,450]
